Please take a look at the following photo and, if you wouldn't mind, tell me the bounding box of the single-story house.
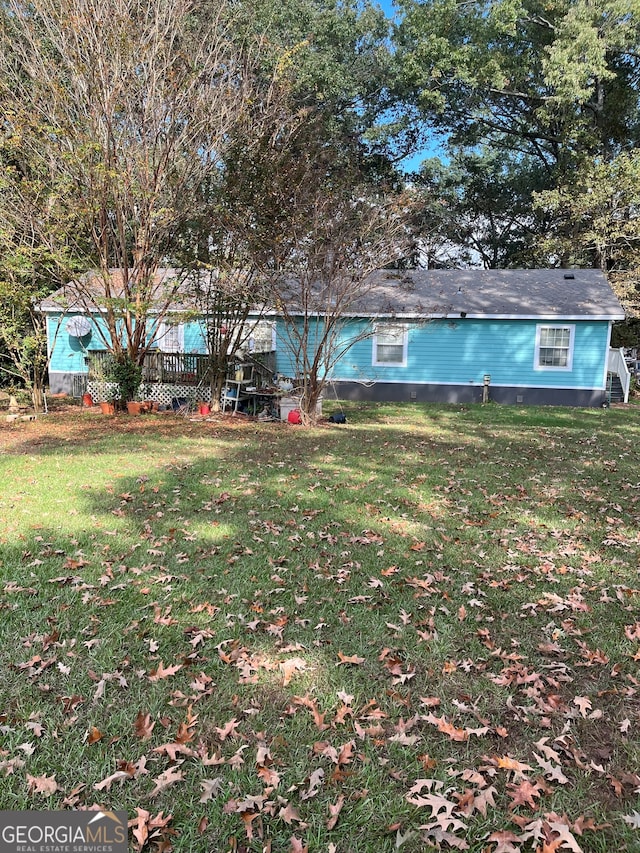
[40,267,628,407]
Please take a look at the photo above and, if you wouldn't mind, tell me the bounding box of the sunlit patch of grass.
[2,403,640,850]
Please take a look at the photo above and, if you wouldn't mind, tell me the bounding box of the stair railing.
[607,347,630,403]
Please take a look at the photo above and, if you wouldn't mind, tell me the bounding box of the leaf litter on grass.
[1,404,640,851]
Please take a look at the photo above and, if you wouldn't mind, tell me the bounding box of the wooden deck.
[88,351,276,387]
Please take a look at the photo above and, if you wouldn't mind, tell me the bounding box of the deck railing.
[88,350,276,387]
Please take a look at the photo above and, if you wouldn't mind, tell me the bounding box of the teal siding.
[275,317,324,377]
[276,317,610,390]
[50,312,611,392]
[184,322,206,353]
[48,314,107,373]
[275,318,370,379]
[48,314,208,374]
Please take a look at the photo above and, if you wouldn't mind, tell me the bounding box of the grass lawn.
[1,400,639,852]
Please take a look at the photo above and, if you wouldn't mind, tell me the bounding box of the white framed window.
[156,322,184,353]
[535,324,574,370]
[373,324,408,367]
[248,320,276,353]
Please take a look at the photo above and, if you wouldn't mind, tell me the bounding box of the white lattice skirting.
[88,381,211,406]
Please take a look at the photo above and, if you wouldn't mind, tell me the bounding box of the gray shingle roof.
[39,267,625,320]
[38,269,184,312]
[353,269,625,319]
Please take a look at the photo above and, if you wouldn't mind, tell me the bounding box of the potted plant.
[110,355,143,413]
[126,400,143,415]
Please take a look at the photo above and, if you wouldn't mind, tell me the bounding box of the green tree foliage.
[0,0,399,412]
[413,150,552,268]
[234,0,392,134]
[222,108,410,423]
[0,120,81,409]
[394,0,640,167]
[108,354,143,404]
[175,0,403,420]
[535,151,640,268]
[392,0,640,269]
[535,150,640,318]
[0,242,70,410]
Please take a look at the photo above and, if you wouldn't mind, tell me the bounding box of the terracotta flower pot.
[99,401,115,415]
[127,401,143,415]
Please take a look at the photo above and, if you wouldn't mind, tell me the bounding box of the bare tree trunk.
[299,380,323,426]
[1,0,261,362]
[209,369,228,413]
[31,383,45,413]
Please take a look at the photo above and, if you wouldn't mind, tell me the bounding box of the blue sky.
[372,0,448,173]
[377,0,398,20]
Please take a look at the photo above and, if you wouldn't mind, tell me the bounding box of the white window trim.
[246,319,277,353]
[372,324,408,368]
[534,324,575,371]
[156,321,185,353]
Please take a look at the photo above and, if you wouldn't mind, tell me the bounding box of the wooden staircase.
[607,373,625,404]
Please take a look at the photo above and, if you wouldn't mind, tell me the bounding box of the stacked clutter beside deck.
[279,397,322,421]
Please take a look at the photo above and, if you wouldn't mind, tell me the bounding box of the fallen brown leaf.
[87,726,104,745]
[148,661,182,681]
[326,794,345,830]
[336,651,365,666]
[149,765,184,798]
[27,773,58,796]
[134,711,156,740]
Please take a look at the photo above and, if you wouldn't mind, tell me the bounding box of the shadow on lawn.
[4,411,635,682]
[3,402,639,630]
[3,411,639,716]
[5,404,640,544]
[2,399,638,459]
[3,402,635,586]
[2,404,640,849]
